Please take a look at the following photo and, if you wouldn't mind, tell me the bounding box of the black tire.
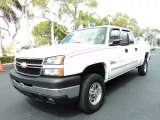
[138,60,148,76]
[78,73,105,114]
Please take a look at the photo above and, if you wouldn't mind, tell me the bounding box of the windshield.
[60,27,107,44]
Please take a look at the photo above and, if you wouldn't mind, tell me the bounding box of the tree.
[93,16,109,26]
[0,0,27,55]
[112,13,143,37]
[112,13,129,27]
[32,0,49,8]
[78,11,93,28]
[143,28,160,47]
[0,31,5,55]
[32,0,98,30]
[32,21,67,45]
[58,0,98,30]
[0,0,22,56]
[76,11,109,28]
[0,29,3,56]
[128,18,143,37]
[157,38,160,46]
[32,0,68,44]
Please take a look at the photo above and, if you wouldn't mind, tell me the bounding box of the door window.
[122,30,134,44]
[109,29,120,46]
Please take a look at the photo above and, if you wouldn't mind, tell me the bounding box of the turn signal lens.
[59,68,64,76]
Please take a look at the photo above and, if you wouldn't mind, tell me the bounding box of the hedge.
[157,38,160,46]
[0,56,15,64]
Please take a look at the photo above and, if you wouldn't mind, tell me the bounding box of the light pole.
[107,15,112,26]
[85,3,91,27]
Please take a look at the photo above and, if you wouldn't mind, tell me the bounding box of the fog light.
[47,97,55,104]
[48,98,54,102]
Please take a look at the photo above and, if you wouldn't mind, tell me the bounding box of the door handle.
[135,48,138,51]
[125,49,128,53]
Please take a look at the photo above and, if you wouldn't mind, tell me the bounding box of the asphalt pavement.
[0,49,160,120]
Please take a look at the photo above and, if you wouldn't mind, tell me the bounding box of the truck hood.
[16,44,103,58]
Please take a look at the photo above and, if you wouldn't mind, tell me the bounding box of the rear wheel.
[78,73,105,114]
[138,60,148,76]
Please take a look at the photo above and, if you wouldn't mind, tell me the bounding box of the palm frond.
[11,0,22,11]
[0,0,21,22]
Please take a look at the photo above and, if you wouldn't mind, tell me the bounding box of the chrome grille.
[16,58,43,64]
[15,58,43,76]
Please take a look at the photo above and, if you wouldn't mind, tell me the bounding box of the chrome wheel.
[89,82,102,105]
[78,74,105,113]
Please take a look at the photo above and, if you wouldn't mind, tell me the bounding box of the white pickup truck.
[10,26,150,113]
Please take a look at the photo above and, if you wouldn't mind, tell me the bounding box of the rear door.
[122,30,140,70]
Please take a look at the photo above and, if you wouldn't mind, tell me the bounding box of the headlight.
[44,56,65,65]
[43,56,65,76]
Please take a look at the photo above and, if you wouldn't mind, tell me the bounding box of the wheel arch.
[81,62,106,80]
[145,52,150,61]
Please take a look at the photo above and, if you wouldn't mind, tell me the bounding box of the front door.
[108,28,130,79]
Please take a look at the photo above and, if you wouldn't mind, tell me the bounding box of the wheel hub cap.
[89,82,102,105]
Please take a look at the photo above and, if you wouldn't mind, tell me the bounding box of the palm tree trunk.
[0,29,3,56]
[11,37,17,56]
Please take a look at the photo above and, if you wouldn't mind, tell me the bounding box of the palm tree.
[0,29,3,56]
[0,0,22,22]
[0,0,22,56]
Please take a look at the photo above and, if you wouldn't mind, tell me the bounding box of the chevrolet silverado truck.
[10,26,151,113]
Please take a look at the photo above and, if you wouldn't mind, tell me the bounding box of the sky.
[97,0,160,28]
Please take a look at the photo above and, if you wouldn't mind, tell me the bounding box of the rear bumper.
[10,69,81,103]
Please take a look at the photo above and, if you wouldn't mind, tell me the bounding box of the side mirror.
[109,35,121,46]
[119,33,129,46]
[112,39,121,45]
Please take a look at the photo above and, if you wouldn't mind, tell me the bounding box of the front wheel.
[78,73,105,114]
[138,60,148,76]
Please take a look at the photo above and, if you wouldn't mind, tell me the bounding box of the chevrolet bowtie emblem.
[21,62,27,68]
